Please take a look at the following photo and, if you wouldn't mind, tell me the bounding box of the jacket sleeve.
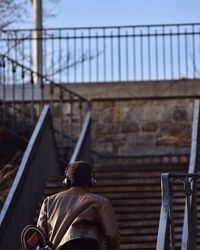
[36,197,49,241]
[99,198,120,250]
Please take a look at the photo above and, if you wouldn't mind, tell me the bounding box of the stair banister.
[69,101,92,165]
[181,99,200,250]
[156,173,176,250]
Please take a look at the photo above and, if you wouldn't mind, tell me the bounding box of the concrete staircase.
[35,156,189,250]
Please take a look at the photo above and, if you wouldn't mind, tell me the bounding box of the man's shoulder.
[90,192,110,204]
[45,190,68,201]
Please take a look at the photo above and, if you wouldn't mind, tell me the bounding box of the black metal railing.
[0,105,61,250]
[1,23,200,83]
[0,54,90,161]
[156,173,199,250]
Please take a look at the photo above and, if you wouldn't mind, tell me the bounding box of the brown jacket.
[37,187,120,250]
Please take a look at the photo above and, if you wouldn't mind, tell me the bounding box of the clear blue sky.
[43,0,200,28]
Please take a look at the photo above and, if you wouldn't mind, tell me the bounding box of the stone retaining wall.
[91,98,194,157]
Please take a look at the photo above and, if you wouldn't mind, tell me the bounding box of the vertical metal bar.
[162,26,166,80]
[51,33,55,82]
[79,98,83,132]
[12,62,16,130]
[156,173,171,250]
[185,177,192,250]
[190,176,197,250]
[43,29,47,78]
[74,29,77,83]
[133,27,136,81]
[168,178,176,250]
[66,32,69,83]
[30,72,34,126]
[2,57,6,126]
[110,31,114,81]
[103,28,107,82]
[185,28,189,78]
[59,29,62,84]
[81,32,84,82]
[50,81,54,113]
[21,67,25,137]
[118,27,121,81]
[7,33,10,84]
[96,31,99,82]
[125,30,129,81]
[21,36,25,135]
[192,25,196,79]
[14,31,18,65]
[88,28,92,82]
[170,29,174,80]
[148,26,151,80]
[140,30,144,80]
[177,25,181,79]
[29,30,33,72]
[155,29,159,80]
[69,93,73,156]
[59,87,64,159]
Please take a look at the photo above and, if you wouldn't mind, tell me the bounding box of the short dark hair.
[66,161,92,186]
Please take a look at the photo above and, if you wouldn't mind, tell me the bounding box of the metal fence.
[1,23,200,83]
[0,54,90,161]
[156,173,199,250]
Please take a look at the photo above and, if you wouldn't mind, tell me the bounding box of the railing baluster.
[125,30,129,81]
[88,28,92,82]
[81,32,84,82]
[103,28,106,82]
[2,57,6,126]
[118,27,121,81]
[148,26,151,80]
[185,28,188,78]
[74,29,77,83]
[30,72,34,126]
[110,31,114,82]
[170,29,174,80]
[21,66,25,136]
[133,27,136,81]
[162,26,166,80]
[60,87,64,158]
[69,93,73,156]
[96,31,99,82]
[140,30,144,81]
[12,61,16,130]
[177,25,181,79]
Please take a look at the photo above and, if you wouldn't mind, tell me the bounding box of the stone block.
[141,122,158,132]
[119,122,139,133]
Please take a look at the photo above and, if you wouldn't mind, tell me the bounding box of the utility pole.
[33,0,43,85]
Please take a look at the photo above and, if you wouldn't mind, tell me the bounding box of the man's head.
[64,161,96,187]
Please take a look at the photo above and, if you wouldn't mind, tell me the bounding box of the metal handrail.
[69,102,92,164]
[156,173,199,250]
[156,99,200,250]
[0,54,90,160]
[181,99,200,250]
[156,173,171,250]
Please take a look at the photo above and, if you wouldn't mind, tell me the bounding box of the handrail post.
[156,173,171,250]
